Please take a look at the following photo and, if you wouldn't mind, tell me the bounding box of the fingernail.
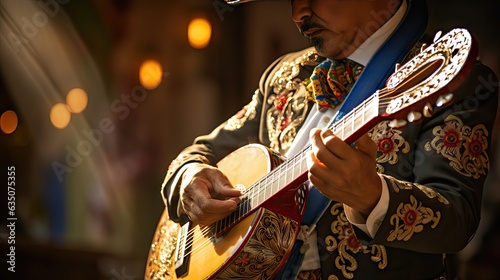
[322,128,333,137]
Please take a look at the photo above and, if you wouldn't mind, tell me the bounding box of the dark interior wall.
[1,1,499,279]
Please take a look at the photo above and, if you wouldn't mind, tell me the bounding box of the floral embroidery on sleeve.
[414,184,449,205]
[387,195,441,242]
[424,115,490,179]
[324,203,387,279]
[384,175,449,205]
[370,121,410,164]
[369,121,410,173]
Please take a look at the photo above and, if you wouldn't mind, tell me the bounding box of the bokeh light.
[50,103,71,129]
[66,88,88,113]
[1,110,18,134]
[139,59,163,90]
[187,17,212,49]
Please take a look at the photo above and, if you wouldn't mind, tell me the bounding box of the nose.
[291,0,312,23]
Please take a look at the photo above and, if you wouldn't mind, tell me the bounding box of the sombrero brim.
[224,0,269,5]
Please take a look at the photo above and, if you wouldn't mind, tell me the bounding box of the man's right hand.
[180,163,242,226]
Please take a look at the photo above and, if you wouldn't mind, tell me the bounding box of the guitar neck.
[259,92,381,200]
[215,93,381,233]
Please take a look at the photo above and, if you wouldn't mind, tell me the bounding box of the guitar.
[145,28,477,280]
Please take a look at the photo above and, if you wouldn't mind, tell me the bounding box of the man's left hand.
[307,128,382,217]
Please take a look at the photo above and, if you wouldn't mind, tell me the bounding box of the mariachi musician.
[157,0,499,279]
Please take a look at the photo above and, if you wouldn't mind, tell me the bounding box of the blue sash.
[276,0,428,278]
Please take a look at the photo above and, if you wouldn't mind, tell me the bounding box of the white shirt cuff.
[168,163,196,217]
[345,174,389,238]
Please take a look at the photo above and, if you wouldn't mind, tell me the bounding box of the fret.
[300,151,308,173]
[279,162,287,191]
[277,163,284,195]
[220,93,381,234]
[341,118,345,139]
[294,155,301,176]
[253,180,259,207]
[272,172,279,196]
[264,173,272,202]
[342,115,349,140]
[327,93,379,143]
[263,174,270,204]
[362,99,366,123]
[352,109,355,137]
[273,170,279,194]
[347,113,354,139]
[251,178,258,209]
[353,107,361,131]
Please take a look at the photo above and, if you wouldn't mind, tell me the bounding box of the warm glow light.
[139,59,163,90]
[1,110,18,134]
[66,88,88,113]
[50,103,71,129]
[188,18,212,49]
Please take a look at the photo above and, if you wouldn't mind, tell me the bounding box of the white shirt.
[292,0,408,271]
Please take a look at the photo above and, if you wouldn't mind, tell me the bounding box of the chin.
[310,37,329,58]
[310,37,349,60]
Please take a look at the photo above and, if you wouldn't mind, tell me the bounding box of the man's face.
[291,0,400,60]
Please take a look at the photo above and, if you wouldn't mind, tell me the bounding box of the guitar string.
[170,38,467,261]
[182,139,325,257]
[177,93,390,258]
[177,106,375,258]
[180,60,464,259]
[181,90,439,258]
[177,95,382,259]
[182,37,453,245]
[179,149,311,258]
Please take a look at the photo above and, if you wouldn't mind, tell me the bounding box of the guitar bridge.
[174,222,191,277]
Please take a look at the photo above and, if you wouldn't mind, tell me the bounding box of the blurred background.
[0,0,499,279]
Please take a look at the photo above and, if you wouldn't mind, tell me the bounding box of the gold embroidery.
[369,121,410,165]
[424,115,490,179]
[266,50,320,153]
[224,90,259,131]
[145,211,179,279]
[271,51,319,94]
[385,175,449,205]
[215,208,298,279]
[375,163,385,174]
[415,184,449,205]
[388,195,441,242]
[325,203,387,279]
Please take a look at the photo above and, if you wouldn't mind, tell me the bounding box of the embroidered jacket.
[161,47,499,279]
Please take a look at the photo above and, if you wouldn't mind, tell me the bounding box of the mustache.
[300,20,325,36]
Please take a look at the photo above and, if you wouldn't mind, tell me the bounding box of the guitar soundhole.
[234,184,246,194]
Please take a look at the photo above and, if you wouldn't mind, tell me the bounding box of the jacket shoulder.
[259,47,322,94]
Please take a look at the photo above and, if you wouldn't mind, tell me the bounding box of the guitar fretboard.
[214,93,380,235]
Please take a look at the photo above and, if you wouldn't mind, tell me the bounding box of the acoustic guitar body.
[145,144,308,280]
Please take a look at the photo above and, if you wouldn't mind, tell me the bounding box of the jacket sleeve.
[159,55,285,222]
[369,62,499,253]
